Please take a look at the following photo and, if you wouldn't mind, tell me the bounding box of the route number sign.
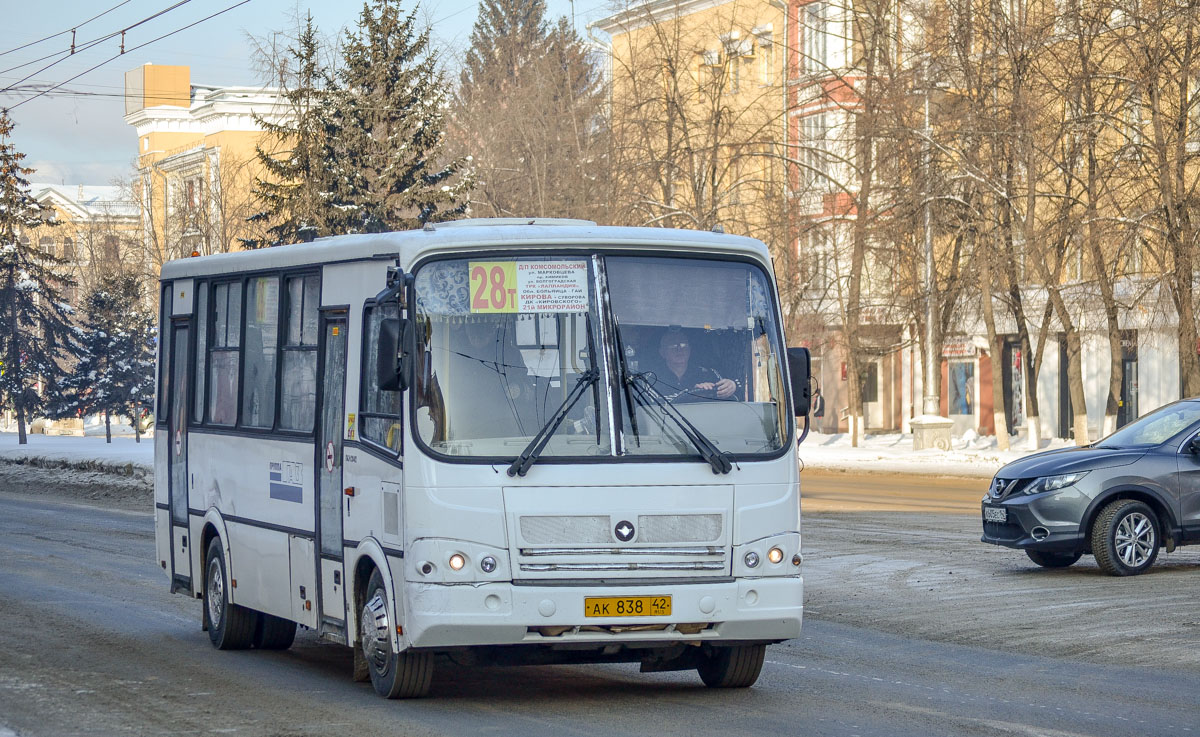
[469,261,588,314]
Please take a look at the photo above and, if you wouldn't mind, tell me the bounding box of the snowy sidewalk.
[0,427,1066,480]
[799,430,1071,479]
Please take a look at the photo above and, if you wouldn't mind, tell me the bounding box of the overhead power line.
[5,0,251,112]
[0,1,195,96]
[0,0,133,58]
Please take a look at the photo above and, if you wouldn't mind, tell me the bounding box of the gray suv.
[982,399,1200,575]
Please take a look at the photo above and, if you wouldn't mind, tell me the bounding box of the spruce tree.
[0,110,84,444]
[324,0,471,232]
[54,275,156,443]
[454,0,605,220]
[248,14,336,247]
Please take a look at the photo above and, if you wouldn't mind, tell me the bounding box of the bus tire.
[205,538,256,650]
[697,644,766,688]
[361,569,433,698]
[254,612,297,650]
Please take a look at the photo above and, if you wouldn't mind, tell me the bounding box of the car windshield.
[413,257,606,458]
[607,255,788,456]
[1097,401,1200,448]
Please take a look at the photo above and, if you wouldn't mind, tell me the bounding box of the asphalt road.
[2,475,1199,736]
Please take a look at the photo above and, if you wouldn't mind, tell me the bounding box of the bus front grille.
[515,546,727,576]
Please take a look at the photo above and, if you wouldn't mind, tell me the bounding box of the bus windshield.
[411,253,788,461]
[607,256,787,457]
[413,257,606,458]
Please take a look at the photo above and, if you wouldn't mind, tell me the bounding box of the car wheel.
[254,612,297,650]
[360,569,433,698]
[205,538,256,649]
[1025,550,1082,568]
[697,644,766,688]
[1091,499,1160,576]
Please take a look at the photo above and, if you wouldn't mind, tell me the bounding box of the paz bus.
[154,219,812,698]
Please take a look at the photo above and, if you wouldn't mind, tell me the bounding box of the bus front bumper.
[402,576,803,649]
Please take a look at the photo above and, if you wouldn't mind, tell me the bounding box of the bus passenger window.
[280,275,319,432]
[209,281,242,426]
[243,276,279,429]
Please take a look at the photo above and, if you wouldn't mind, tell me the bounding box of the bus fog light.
[420,562,434,575]
[480,556,497,573]
[767,547,784,564]
[449,554,466,571]
[792,554,802,566]
[744,551,760,568]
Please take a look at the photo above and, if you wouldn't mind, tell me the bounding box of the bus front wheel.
[204,538,256,650]
[697,644,766,688]
[360,569,433,698]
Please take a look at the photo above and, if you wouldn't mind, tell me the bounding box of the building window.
[62,238,74,261]
[39,236,54,258]
[803,2,827,76]
[280,274,319,432]
[949,360,975,415]
[800,112,829,190]
[102,235,119,262]
[758,33,774,85]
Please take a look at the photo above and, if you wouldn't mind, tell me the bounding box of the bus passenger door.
[168,322,191,591]
[316,313,348,638]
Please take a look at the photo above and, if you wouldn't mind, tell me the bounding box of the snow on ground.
[0,431,154,470]
[0,424,1071,480]
[800,429,1074,478]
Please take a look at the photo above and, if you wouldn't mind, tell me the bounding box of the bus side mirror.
[787,347,812,417]
[378,317,412,392]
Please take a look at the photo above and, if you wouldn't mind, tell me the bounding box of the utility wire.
[6,0,251,112]
[0,1,195,96]
[0,0,133,57]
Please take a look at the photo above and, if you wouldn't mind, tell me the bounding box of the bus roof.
[158,220,774,281]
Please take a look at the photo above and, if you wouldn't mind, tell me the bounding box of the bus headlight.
[744,551,761,568]
[480,556,497,573]
[767,547,784,565]
[448,553,466,571]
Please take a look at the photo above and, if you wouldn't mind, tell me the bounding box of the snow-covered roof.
[159,220,775,281]
[30,183,139,220]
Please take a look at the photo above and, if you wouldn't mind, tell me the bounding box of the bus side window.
[209,281,241,426]
[280,275,319,432]
[361,302,403,453]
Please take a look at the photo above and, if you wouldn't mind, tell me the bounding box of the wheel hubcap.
[207,558,224,626]
[1115,512,1155,568]
[361,591,391,673]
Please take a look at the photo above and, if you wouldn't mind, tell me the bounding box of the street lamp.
[911,60,952,451]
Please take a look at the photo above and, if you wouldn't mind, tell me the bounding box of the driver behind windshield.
[646,326,737,402]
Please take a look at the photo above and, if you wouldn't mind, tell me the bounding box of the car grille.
[983,520,1023,542]
[988,477,1030,500]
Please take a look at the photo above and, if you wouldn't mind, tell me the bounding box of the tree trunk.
[104,411,112,444]
[16,402,26,445]
[134,405,142,443]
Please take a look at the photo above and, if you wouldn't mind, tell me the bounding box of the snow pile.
[799,430,1074,478]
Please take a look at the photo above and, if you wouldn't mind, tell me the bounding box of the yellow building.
[593,0,787,238]
[22,184,140,305]
[123,64,285,266]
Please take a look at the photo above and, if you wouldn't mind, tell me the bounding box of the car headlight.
[1024,471,1088,495]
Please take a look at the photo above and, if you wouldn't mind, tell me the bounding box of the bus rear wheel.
[254,612,297,650]
[360,569,433,698]
[697,644,766,688]
[204,538,256,650]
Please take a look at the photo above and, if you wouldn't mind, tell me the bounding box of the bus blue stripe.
[269,483,303,503]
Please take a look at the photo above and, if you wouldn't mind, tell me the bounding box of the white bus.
[154,219,812,698]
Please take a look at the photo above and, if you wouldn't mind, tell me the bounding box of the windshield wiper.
[508,367,600,477]
[627,371,733,475]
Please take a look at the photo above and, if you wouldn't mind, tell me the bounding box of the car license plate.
[584,596,672,617]
[983,506,1007,523]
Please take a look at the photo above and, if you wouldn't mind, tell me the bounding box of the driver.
[648,326,736,402]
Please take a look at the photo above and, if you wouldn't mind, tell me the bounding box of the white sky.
[1,0,616,186]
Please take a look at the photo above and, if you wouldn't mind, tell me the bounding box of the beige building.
[123,64,285,266]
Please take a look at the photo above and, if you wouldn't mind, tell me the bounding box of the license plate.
[983,506,1007,523]
[584,596,672,617]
